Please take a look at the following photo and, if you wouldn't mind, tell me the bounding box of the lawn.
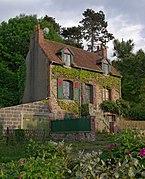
[0,132,114,163]
[66,132,114,153]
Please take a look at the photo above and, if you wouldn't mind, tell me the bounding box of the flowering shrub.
[139,148,145,157]
[100,130,145,163]
[0,130,145,178]
[0,140,72,179]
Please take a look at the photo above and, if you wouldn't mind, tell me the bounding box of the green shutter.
[57,79,63,99]
[73,81,79,100]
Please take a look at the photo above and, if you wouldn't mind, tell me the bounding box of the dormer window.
[102,59,110,75]
[103,63,109,75]
[64,53,71,66]
[57,47,74,67]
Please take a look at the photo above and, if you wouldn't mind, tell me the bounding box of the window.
[57,79,73,100]
[83,84,93,104]
[63,80,73,99]
[63,53,71,66]
[103,88,111,101]
[102,63,109,75]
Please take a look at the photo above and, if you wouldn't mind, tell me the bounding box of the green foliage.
[17,59,26,103]
[128,104,145,120]
[115,98,131,117]
[0,124,3,140]
[40,20,62,43]
[101,130,145,160]
[0,14,62,107]
[0,62,19,107]
[0,140,72,178]
[72,130,145,178]
[61,26,83,48]
[15,129,25,143]
[1,131,145,178]
[43,15,61,33]
[57,100,79,114]
[113,39,134,59]
[100,100,118,114]
[112,39,145,120]
[100,99,130,117]
[52,65,121,91]
[80,9,114,51]
[80,104,90,116]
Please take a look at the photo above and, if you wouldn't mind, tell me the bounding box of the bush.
[0,140,72,178]
[80,104,90,116]
[100,100,118,114]
[100,99,132,117]
[15,129,25,143]
[128,105,145,120]
[1,131,145,178]
[0,124,3,140]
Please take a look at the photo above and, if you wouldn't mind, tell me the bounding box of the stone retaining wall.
[0,101,52,129]
[117,119,145,130]
[50,132,96,141]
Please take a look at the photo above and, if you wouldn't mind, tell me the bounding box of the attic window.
[102,60,110,75]
[59,48,74,67]
[63,53,71,66]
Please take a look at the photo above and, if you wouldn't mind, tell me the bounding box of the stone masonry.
[0,101,51,129]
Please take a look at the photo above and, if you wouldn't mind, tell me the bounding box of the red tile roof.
[40,39,121,77]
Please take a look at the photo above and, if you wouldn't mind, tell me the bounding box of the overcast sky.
[0,0,145,58]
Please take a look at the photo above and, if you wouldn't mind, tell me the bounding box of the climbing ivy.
[57,100,79,114]
[52,65,121,91]
[52,65,121,115]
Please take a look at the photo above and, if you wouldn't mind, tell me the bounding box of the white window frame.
[63,53,71,66]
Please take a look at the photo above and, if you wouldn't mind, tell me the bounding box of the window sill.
[63,65,72,69]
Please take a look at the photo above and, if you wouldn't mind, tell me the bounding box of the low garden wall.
[0,101,63,129]
[117,118,145,135]
[50,116,96,141]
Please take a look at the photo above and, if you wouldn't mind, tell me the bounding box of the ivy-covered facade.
[23,24,121,120]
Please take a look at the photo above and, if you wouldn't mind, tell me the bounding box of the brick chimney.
[96,44,107,59]
[30,24,44,47]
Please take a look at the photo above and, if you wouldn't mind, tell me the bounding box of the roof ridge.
[44,39,96,55]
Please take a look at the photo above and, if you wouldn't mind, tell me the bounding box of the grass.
[0,140,26,163]
[66,132,114,153]
[0,132,114,163]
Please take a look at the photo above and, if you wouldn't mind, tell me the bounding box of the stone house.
[23,24,121,129]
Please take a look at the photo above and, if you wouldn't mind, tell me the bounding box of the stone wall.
[0,101,54,129]
[117,118,145,130]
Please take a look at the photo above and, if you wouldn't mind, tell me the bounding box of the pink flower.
[109,143,116,147]
[139,148,145,156]
[19,159,25,164]
[57,146,62,151]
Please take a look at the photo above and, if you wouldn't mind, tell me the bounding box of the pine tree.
[80,9,114,52]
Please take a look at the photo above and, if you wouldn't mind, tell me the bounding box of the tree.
[80,9,114,52]
[61,26,83,48]
[112,39,145,104]
[43,15,61,33]
[0,14,62,107]
[39,18,63,43]
[113,39,134,59]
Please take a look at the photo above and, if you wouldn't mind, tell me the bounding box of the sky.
[0,0,145,58]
